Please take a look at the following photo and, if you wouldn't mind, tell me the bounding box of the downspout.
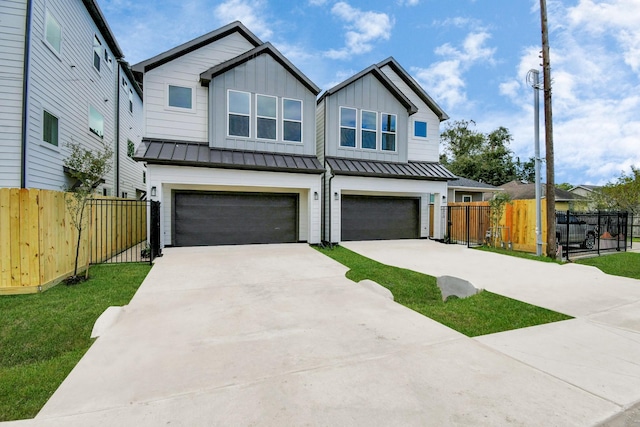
[114,59,122,196]
[20,0,34,188]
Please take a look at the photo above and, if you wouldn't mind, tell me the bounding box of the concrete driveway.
[8,243,638,426]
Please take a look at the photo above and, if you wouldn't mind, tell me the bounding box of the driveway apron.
[22,244,629,426]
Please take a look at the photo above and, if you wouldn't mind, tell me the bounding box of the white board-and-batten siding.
[142,32,255,142]
[147,164,322,246]
[0,0,27,187]
[209,53,317,156]
[22,0,119,191]
[379,65,441,163]
[118,70,145,198]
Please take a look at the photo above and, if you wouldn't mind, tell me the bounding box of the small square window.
[93,36,101,71]
[462,195,472,203]
[43,110,58,146]
[168,85,192,109]
[45,10,62,54]
[414,121,427,138]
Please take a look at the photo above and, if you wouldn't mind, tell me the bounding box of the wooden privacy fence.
[0,189,147,295]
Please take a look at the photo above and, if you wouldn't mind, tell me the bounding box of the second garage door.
[341,195,420,241]
[173,191,298,246]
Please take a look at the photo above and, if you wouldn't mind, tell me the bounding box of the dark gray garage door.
[173,191,298,246]
[341,195,419,241]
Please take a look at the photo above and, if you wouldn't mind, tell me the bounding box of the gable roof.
[83,0,123,58]
[200,43,321,95]
[500,181,585,201]
[376,57,449,122]
[318,65,418,115]
[569,184,601,192]
[134,138,324,174]
[448,177,500,190]
[131,21,262,74]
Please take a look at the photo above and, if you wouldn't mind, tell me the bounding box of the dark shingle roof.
[134,139,324,174]
[448,177,499,190]
[499,181,585,201]
[327,157,455,181]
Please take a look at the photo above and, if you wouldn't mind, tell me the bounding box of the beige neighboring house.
[500,181,587,211]
[447,177,502,202]
[569,185,602,198]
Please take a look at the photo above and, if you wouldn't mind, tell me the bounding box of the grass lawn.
[315,246,571,337]
[575,252,640,280]
[474,245,564,264]
[0,263,151,422]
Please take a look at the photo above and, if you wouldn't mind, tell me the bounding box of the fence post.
[150,201,161,263]
[565,210,570,261]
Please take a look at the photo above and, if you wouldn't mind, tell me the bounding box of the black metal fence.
[557,210,631,260]
[88,199,161,265]
[440,205,491,247]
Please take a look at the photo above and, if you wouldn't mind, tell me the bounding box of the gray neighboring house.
[448,177,501,202]
[0,0,145,198]
[132,22,324,248]
[569,185,601,198]
[316,57,455,243]
[500,181,586,211]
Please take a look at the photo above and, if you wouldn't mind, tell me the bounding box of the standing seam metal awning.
[326,157,455,180]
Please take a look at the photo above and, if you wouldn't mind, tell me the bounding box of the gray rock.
[437,276,481,301]
[358,280,394,301]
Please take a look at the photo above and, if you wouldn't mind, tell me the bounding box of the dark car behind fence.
[557,210,631,260]
[88,199,161,265]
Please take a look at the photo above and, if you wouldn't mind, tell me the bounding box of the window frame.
[282,98,303,143]
[127,139,135,158]
[255,94,278,141]
[462,195,472,203]
[166,84,195,111]
[381,112,397,152]
[93,35,101,72]
[42,109,59,147]
[414,120,428,139]
[227,90,251,138]
[339,106,357,148]
[88,104,104,139]
[44,9,62,55]
[360,110,378,150]
[128,89,134,113]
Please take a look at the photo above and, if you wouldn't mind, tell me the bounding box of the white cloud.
[494,0,640,185]
[214,0,273,40]
[308,0,328,5]
[324,2,394,59]
[399,0,420,6]
[412,31,496,110]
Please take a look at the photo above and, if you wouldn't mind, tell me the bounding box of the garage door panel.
[341,195,419,241]
[174,192,298,246]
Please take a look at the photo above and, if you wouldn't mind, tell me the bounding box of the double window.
[339,107,396,152]
[227,91,302,142]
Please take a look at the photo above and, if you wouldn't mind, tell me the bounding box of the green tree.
[440,120,532,186]
[556,183,573,191]
[592,167,640,214]
[63,139,113,281]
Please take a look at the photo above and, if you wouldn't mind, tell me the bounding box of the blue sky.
[98,0,640,186]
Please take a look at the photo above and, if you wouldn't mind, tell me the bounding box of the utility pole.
[540,0,556,258]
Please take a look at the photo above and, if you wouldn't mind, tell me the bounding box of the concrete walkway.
[344,240,640,425]
[4,242,639,426]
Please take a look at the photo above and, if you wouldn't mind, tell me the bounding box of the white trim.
[92,34,102,72]
[360,109,377,150]
[255,94,278,141]
[227,89,251,138]
[413,119,428,139]
[381,112,397,152]
[282,97,303,143]
[462,195,472,203]
[88,104,104,140]
[43,8,62,58]
[166,84,196,113]
[41,107,61,152]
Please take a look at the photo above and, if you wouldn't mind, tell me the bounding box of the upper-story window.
[283,98,302,142]
[361,110,377,150]
[339,107,356,148]
[228,90,250,137]
[127,139,135,157]
[93,36,101,71]
[43,110,59,146]
[128,89,134,113]
[256,95,277,140]
[89,105,104,139]
[414,120,427,138]
[104,49,113,71]
[168,85,193,110]
[44,10,62,54]
[381,113,397,151]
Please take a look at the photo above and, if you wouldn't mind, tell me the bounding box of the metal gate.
[557,210,630,260]
[88,199,161,264]
[440,205,491,247]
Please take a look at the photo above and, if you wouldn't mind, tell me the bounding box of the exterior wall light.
[150,186,157,197]
[314,191,319,200]
[334,192,339,200]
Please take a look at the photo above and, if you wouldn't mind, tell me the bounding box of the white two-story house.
[317,57,454,243]
[0,0,145,198]
[132,22,323,247]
